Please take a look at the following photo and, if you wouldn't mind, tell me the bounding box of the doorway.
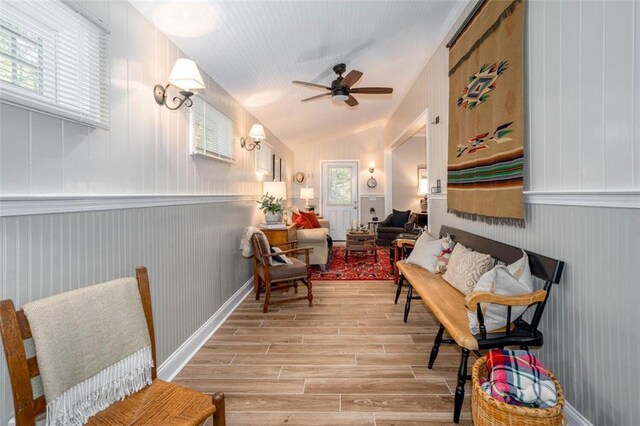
[320,160,359,241]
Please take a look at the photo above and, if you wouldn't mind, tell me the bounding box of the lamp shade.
[417,178,429,196]
[248,124,266,140]
[168,59,205,91]
[263,181,286,200]
[300,187,314,200]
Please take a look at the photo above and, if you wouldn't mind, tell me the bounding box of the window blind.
[190,96,235,162]
[254,142,273,175]
[0,0,109,128]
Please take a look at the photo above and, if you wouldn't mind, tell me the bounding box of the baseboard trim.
[565,401,592,426]
[156,277,254,382]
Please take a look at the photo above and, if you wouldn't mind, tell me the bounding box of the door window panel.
[328,167,353,205]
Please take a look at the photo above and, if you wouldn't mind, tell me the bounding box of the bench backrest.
[0,267,157,425]
[440,226,565,333]
[440,226,564,284]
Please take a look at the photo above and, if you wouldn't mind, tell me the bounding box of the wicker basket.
[471,356,566,426]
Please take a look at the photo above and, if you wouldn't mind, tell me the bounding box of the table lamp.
[300,188,314,210]
[417,178,429,213]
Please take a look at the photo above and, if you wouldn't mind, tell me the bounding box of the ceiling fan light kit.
[293,63,393,107]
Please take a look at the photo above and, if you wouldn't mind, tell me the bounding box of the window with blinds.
[0,0,109,128]
[190,97,235,162]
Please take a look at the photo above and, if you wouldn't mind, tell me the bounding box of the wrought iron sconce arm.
[154,84,195,111]
[240,136,261,151]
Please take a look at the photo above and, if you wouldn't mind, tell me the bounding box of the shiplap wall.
[429,200,640,425]
[292,126,386,222]
[0,1,292,423]
[383,0,640,423]
[0,0,293,196]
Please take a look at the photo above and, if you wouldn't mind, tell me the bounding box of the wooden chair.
[0,267,226,426]
[251,233,313,313]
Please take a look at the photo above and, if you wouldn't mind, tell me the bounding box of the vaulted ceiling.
[131,0,468,148]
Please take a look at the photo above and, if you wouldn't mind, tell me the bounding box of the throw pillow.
[442,244,492,295]
[269,246,294,266]
[391,209,411,228]
[405,233,441,273]
[467,251,534,334]
[292,213,312,229]
[300,211,322,228]
[435,235,456,273]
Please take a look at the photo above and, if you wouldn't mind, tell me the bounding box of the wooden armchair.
[251,234,313,313]
[0,267,226,426]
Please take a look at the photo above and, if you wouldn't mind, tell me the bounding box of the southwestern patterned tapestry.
[447,0,525,227]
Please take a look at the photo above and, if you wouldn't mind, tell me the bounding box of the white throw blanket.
[240,226,264,258]
[22,278,154,425]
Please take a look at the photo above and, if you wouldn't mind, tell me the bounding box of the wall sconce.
[154,58,205,110]
[367,161,377,188]
[240,124,266,151]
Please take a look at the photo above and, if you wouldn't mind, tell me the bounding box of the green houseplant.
[257,193,284,223]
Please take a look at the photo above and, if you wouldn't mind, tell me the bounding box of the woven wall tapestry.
[447,0,525,227]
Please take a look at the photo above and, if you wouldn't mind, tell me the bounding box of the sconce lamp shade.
[417,178,429,196]
[263,181,287,200]
[300,187,314,201]
[168,59,205,91]
[249,124,266,141]
[368,161,375,173]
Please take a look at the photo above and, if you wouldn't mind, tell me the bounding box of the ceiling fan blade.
[341,70,363,88]
[345,95,359,107]
[350,87,393,94]
[292,80,331,90]
[301,93,331,102]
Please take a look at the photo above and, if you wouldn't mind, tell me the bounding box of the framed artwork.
[272,154,281,181]
[417,166,427,183]
[255,143,272,175]
[279,158,286,182]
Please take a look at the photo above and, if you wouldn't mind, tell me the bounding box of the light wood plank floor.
[175,280,475,425]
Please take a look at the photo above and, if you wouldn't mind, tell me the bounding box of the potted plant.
[257,193,284,223]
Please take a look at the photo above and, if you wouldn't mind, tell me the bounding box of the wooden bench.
[395,226,564,423]
[0,267,226,426]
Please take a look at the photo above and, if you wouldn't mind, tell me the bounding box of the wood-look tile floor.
[175,281,474,425]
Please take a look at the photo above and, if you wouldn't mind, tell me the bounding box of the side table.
[260,224,297,246]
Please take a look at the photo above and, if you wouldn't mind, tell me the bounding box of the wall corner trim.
[564,401,593,426]
[156,277,254,382]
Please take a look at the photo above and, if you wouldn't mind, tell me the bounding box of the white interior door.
[321,161,359,240]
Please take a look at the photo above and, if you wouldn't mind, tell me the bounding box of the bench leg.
[403,286,413,323]
[453,348,470,424]
[394,275,404,304]
[428,325,445,369]
[212,392,226,426]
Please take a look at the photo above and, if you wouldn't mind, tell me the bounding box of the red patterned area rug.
[310,246,393,281]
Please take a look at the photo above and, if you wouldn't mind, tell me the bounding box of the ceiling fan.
[292,63,393,107]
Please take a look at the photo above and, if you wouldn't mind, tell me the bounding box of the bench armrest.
[464,290,547,312]
[395,239,417,248]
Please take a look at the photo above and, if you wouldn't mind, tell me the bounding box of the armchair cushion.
[391,209,411,227]
[262,257,308,281]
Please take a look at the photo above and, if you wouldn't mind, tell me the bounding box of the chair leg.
[305,278,313,306]
[212,392,226,426]
[453,348,470,424]
[294,281,298,294]
[403,286,413,323]
[394,275,404,304]
[428,325,445,369]
[263,280,271,313]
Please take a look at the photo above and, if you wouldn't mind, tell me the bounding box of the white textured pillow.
[442,244,492,295]
[404,233,441,273]
[468,251,534,334]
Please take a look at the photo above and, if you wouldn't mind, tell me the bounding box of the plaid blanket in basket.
[480,349,557,408]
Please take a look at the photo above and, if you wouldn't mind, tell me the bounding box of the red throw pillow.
[300,211,322,229]
[292,213,312,229]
